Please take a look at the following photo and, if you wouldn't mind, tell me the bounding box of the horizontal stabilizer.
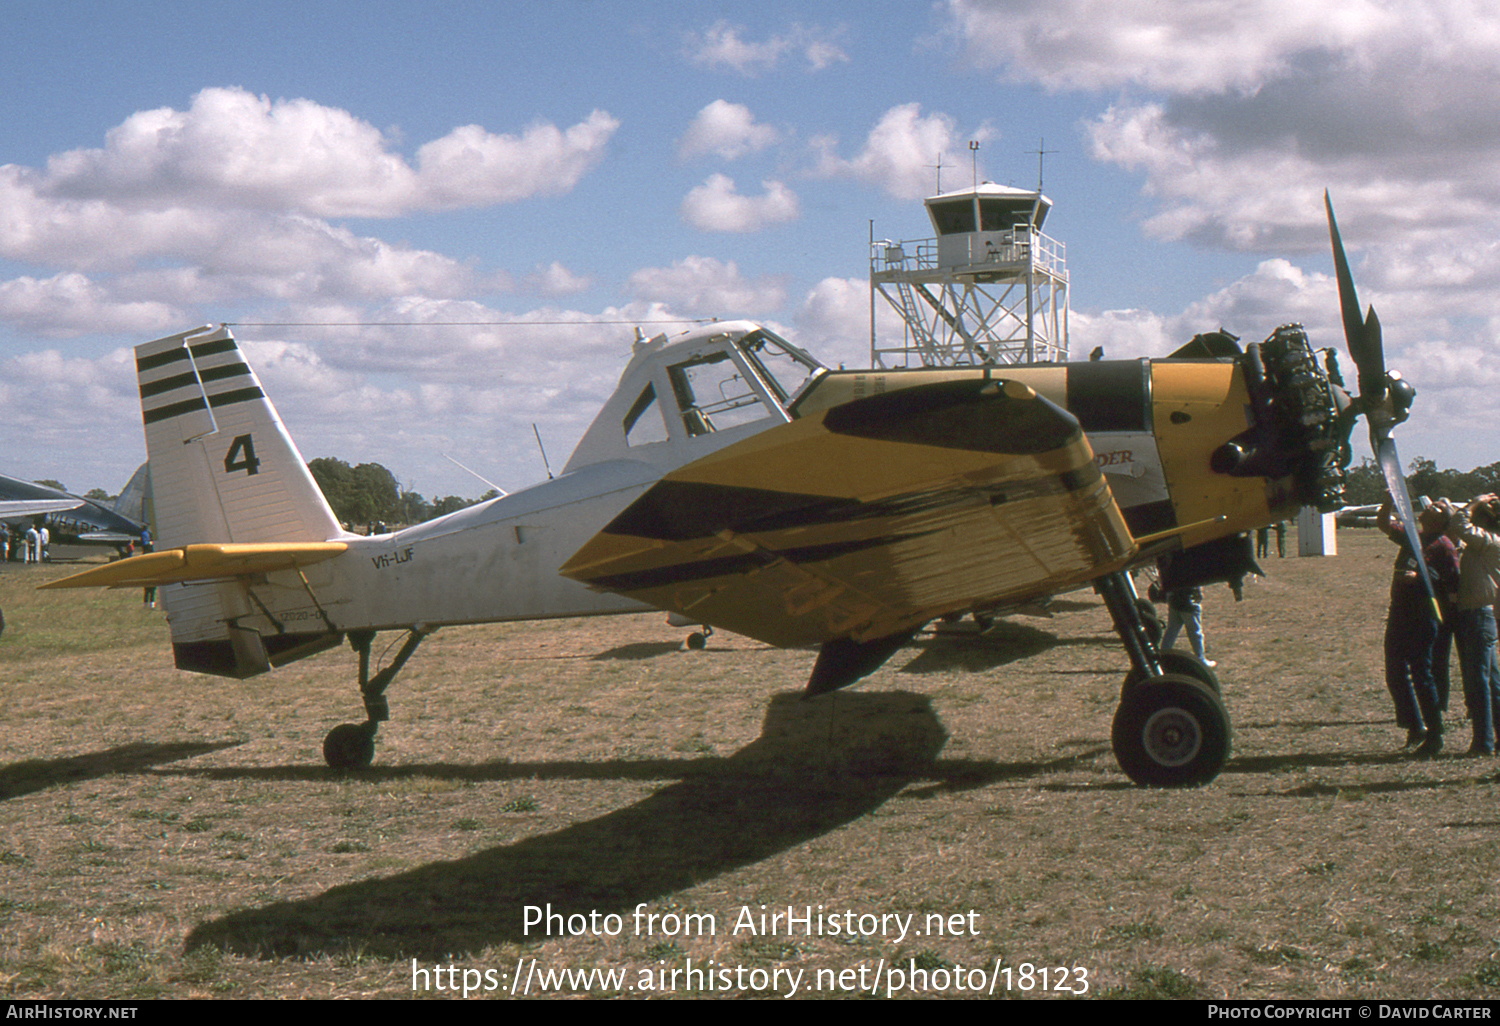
[40,542,347,590]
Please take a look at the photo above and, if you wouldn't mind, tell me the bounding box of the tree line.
[1342,456,1500,506]
[306,457,497,529]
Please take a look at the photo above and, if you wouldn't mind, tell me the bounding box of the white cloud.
[0,89,617,340]
[41,87,619,218]
[524,262,592,296]
[681,174,799,232]
[940,0,1500,261]
[812,104,991,200]
[678,101,780,160]
[414,111,620,211]
[794,276,897,370]
[0,346,140,464]
[941,0,1401,95]
[0,272,182,336]
[1072,258,1342,359]
[628,256,786,315]
[685,21,849,75]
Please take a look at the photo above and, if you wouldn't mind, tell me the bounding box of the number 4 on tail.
[224,434,261,476]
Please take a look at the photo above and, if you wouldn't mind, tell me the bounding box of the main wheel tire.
[1112,674,1231,787]
[323,722,376,770]
[1135,597,1163,649]
[1122,650,1221,694]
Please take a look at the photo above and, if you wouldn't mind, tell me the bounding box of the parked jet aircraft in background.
[0,468,148,555]
[46,197,1425,786]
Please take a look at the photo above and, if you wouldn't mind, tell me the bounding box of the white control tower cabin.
[870,182,1068,367]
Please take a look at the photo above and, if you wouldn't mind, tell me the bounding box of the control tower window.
[928,199,976,235]
[979,198,1034,231]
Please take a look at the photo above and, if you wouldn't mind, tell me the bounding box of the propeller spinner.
[1325,191,1437,614]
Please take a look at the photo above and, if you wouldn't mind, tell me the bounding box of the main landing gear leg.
[322,627,430,770]
[1096,572,1231,788]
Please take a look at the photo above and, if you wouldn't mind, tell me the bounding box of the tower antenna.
[925,153,953,194]
[1028,137,1058,192]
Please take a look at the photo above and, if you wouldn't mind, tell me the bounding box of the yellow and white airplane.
[46,197,1423,786]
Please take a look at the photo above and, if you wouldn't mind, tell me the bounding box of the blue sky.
[3,1,1497,499]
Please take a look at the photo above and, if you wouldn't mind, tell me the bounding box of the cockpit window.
[623,383,668,447]
[737,328,821,404]
[667,350,768,436]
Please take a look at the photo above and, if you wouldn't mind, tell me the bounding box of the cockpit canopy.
[565,322,825,473]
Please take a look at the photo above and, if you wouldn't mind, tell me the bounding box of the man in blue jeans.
[1380,499,1459,757]
[1162,585,1215,668]
[1441,495,1500,756]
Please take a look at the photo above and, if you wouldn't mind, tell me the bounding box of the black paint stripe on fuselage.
[1065,360,1151,433]
[820,378,1081,453]
[602,463,1103,544]
[576,534,919,594]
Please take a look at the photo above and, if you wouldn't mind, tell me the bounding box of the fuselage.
[287,322,1343,637]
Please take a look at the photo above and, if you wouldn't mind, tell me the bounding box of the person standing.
[139,526,157,609]
[1442,496,1500,756]
[1162,586,1215,668]
[1379,499,1460,756]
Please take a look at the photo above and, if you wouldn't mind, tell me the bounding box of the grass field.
[2,530,1498,1000]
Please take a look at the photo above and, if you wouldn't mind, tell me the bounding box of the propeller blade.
[1326,191,1386,403]
[1376,435,1440,618]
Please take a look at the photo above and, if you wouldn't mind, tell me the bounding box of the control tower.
[870,182,1068,367]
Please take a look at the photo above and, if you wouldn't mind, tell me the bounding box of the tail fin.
[136,325,347,677]
[138,325,343,546]
[110,463,151,527]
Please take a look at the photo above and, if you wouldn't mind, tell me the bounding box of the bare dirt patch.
[2,532,1498,999]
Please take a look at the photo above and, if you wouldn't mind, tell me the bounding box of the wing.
[560,378,1136,649]
[0,499,84,518]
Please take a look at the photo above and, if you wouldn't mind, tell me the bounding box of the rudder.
[137,325,344,547]
[136,325,347,677]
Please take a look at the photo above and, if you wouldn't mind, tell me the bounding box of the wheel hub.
[1142,707,1203,767]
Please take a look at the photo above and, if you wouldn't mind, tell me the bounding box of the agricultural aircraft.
[45,196,1428,787]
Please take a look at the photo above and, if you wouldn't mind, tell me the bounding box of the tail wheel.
[1112,674,1231,787]
[324,722,377,770]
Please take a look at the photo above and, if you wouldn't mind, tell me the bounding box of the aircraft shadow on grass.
[590,640,694,661]
[175,698,1119,961]
[178,693,1113,961]
[183,691,948,959]
[0,741,238,801]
